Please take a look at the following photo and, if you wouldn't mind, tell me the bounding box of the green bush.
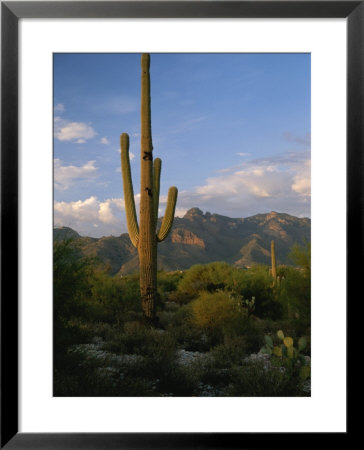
[190,290,246,343]
[224,316,265,354]
[88,271,143,324]
[289,240,311,274]
[53,239,95,369]
[103,321,177,360]
[53,238,311,397]
[118,273,142,313]
[160,304,207,351]
[229,265,282,320]
[53,239,94,320]
[226,360,304,396]
[177,262,235,297]
[167,289,195,305]
[211,335,249,368]
[276,266,310,330]
[157,271,183,300]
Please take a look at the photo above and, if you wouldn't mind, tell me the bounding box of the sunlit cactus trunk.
[139,54,157,320]
[271,239,277,285]
[121,54,178,325]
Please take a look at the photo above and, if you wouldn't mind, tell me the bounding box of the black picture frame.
[1,1,357,448]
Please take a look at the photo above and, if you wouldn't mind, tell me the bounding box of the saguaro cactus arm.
[120,132,139,247]
[157,186,178,242]
[153,158,161,226]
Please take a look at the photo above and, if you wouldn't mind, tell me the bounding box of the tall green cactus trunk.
[121,54,178,325]
[139,54,157,320]
[271,239,277,285]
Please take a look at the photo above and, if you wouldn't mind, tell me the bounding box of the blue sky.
[54,53,310,237]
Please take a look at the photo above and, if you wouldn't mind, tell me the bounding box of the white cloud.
[54,195,142,237]
[177,150,311,218]
[100,137,110,145]
[54,196,100,223]
[292,159,311,196]
[54,116,97,143]
[54,103,65,113]
[54,196,126,236]
[99,200,119,224]
[54,159,98,190]
[174,207,188,218]
[54,151,311,238]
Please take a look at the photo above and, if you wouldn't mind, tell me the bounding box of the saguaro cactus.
[121,54,178,324]
[271,239,277,285]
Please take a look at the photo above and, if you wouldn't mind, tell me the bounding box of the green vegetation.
[54,238,311,397]
[121,54,177,325]
[271,239,277,284]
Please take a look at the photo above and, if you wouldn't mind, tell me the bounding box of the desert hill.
[54,209,310,275]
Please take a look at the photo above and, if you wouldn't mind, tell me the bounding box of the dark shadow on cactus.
[120,54,178,325]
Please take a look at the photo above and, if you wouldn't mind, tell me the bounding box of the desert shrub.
[177,262,235,297]
[223,316,265,354]
[196,358,234,394]
[120,324,180,394]
[225,267,247,293]
[289,240,311,274]
[53,239,95,369]
[87,271,123,323]
[167,289,195,305]
[211,335,249,368]
[54,349,90,396]
[53,239,94,321]
[166,363,204,396]
[103,321,177,360]
[53,239,93,394]
[167,303,193,327]
[88,271,143,324]
[161,304,207,351]
[226,360,303,396]
[55,342,158,397]
[97,321,181,395]
[157,271,183,299]
[118,273,142,312]
[157,310,177,329]
[89,322,116,341]
[234,265,282,320]
[277,266,310,330]
[164,301,180,312]
[175,324,210,352]
[190,291,246,344]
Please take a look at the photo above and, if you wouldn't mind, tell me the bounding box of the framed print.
[1,1,359,448]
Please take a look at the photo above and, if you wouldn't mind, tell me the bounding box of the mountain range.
[54,208,311,275]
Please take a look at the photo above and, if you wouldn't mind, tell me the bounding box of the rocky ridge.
[54,208,310,275]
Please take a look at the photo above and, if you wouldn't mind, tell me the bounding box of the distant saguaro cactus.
[271,239,277,285]
[121,54,178,324]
